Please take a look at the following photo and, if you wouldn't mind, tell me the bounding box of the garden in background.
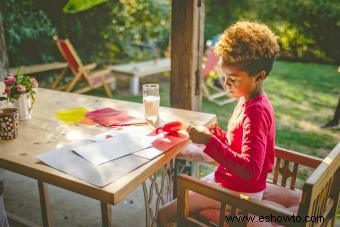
[1,0,339,166]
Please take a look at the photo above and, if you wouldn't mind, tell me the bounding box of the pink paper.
[86,108,138,127]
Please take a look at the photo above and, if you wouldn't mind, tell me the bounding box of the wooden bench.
[177,143,340,227]
[109,58,170,95]
[10,62,67,75]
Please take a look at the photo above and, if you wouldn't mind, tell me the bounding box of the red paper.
[151,132,188,152]
[155,121,185,134]
[86,108,139,127]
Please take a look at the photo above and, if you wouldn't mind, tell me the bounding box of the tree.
[2,0,171,67]
[256,0,340,64]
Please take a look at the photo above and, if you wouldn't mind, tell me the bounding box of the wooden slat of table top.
[9,62,67,75]
[109,58,170,77]
[0,87,216,205]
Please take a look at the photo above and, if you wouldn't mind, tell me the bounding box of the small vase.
[13,94,35,120]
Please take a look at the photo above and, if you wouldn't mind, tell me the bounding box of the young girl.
[158,21,280,226]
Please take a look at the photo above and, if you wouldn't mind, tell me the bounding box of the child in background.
[158,21,280,226]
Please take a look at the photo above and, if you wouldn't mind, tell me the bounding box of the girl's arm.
[204,105,272,183]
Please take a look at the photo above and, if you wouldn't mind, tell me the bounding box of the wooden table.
[0,88,216,226]
[109,58,170,95]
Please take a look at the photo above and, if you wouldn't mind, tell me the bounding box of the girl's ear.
[255,70,266,83]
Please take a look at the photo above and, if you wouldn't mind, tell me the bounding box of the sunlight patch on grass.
[297,120,319,131]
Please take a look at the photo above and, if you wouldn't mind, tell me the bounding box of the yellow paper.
[56,107,88,125]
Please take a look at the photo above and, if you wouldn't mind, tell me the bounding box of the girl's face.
[219,58,260,99]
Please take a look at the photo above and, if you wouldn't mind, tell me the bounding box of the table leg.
[110,76,116,90]
[191,162,200,178]
[100,202,112,227]
[37,181,52,227]
[130,75,140,95]
[142,159,176,227]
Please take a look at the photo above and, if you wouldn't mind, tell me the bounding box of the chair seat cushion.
[90,71,113,85]
[263,183,302,209]
[198,209,274,227]
[197,183,302,227]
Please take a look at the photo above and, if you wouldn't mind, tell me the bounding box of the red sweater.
[204,94,275,193]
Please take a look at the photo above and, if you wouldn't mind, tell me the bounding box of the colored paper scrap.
[56,107,88,125]
[86,107,145,127]
[151,132,188,152]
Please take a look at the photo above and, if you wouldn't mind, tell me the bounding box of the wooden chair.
[177,143,340,227]
[52,36,114,97]
[166,45,234,105]
[201,47,235,106]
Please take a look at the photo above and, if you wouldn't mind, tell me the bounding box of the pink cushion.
[198,183,302,226]
[198,209,230,227]
[198,209,274,227]
[287,205,300,214]
[90,73,111,85]
[263,183,302,208]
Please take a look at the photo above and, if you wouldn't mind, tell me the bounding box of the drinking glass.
[143,84,160,125]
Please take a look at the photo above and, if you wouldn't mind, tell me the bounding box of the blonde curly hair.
[215,21,280,76]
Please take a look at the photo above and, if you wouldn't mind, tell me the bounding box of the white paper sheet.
[133,147,165,160]
[89,126,154,142]
[36,128,187,187]
[73,133,154,165]
[36,141,149,187]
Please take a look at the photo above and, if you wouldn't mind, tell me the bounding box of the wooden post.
[0,12,9,81]
[171,0,205,111]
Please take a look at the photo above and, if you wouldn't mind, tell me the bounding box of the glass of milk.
[143,84,160,126]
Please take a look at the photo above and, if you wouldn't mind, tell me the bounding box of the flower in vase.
[4,75,16,86]
[31,78,38,88]
[5,86,11,96]
[3,71,38,101]
[16,85,26,93]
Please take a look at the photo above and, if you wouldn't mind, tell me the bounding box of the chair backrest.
[54,36,84,74]
[272,147,322,189]
[202,47,220,80]
[297,143,340,226]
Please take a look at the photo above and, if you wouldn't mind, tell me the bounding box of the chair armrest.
[90,69,111,77]
[177,174,297,226]
[82,63,97,71]
[275,146,322,168]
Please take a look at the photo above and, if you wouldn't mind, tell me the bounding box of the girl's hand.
[186,125,212,144]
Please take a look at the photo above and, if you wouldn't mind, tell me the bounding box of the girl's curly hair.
[215,21,280,76]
